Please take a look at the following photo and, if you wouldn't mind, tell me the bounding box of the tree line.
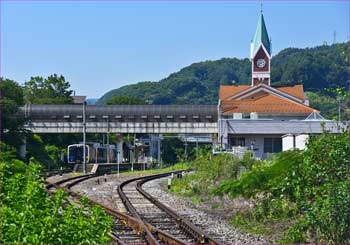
[97,42,350,119]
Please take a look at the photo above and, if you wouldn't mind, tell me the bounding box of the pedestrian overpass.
[20,104,218,134]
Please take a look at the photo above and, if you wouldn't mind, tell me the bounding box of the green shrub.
[170,153,242,199]
[279,131,350,243]
[241,151,260,170]
[1,158,112,244]
[45,145,61,169]
[223,131,350,243]
[215,150,303,198]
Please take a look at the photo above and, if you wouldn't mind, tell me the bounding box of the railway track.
[46,173,94,190]
[46,173,148,244]
[46,173,186,244]
[118,171,220,244]
[46,171,219,244]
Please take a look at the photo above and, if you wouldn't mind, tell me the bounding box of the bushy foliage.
[0,78,26,147]
[215,150,303,198]
[0,143,18,162]
[0,156,112,244]
[45,145,61,169]
[306,91,339,119]
[23,74,73,104]
[306,90,350,120]
[160,137,211,165]
[26,134,53,169]
[161,137,184,165]
[281,132,350,243]
[170,153,243,199]
[217,132,350,243]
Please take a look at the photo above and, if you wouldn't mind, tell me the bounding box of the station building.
[217,13,340,159]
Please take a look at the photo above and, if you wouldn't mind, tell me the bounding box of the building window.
[230,137,246,147]
[264,138,282,153]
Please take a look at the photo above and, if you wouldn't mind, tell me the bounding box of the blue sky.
[1,1,349,98]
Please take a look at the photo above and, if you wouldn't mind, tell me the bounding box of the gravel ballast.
[65,172,268,244]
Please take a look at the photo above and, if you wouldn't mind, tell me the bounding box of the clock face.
[256,58,266,68]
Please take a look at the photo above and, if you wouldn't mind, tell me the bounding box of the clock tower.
[250,12,271,86]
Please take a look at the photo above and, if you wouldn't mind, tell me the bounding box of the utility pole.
[106,117,109,163]
[338,97,341,122]
[158,134,162,168]
[184,138,188,162]
[133,134,136,166]
[117,151,120,177]
[83,101,87,174]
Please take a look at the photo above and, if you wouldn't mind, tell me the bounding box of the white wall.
[295,134,309,150]
[282,134,295,151]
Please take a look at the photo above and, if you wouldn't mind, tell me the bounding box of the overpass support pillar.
[116,134,123,164]
[19,138,26,160]
[212,133,218,148]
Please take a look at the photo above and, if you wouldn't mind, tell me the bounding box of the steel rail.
[45,173,94,190]
[118,171,220,244]
[41,169,72,178]
[65,174,185,244]
[136,172,220,244]
[67,188,185,245]
[117,176,161,245]
[47,172,207,244]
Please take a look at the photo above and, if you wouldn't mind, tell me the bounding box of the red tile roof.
[220,93,316,114]
[219,84,305,101]
[276,85,305,101]
[219,85,250,100]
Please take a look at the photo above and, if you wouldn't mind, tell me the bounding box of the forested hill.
[97,42,350,105]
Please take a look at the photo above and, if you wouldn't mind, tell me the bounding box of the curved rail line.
[46,172,199,244]
[46,173,94,190]
[46,173,151,244]
[118,171,220,244]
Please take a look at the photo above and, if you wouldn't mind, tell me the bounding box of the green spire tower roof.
[252,13,271,56]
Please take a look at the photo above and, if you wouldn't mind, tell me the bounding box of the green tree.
[24,74,73,104]
[0,78,26,147]
[326,87,350,121]
[161,137,183,165]
[306,92,339,119]
[106,95,145,105]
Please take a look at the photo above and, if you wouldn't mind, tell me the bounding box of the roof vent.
[305,111,324,120]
